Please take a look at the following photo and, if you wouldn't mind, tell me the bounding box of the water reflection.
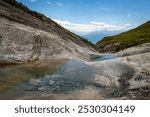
[0,55,119,99]
[23,59,96,93]
[95,54,118,61]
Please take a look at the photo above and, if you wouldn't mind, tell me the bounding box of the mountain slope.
[96,21,150,53]
[0,0,98,63]
[0,0,95,49]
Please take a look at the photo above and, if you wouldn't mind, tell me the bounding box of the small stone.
[24,85,37,91]
[38,87,46,91]
[49,80,55,85]
[29,79,41,85]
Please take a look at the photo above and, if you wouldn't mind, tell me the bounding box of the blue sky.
[17,0,150,35]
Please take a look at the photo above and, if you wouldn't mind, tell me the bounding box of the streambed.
[0,55,118,99]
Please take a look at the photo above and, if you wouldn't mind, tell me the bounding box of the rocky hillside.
[0,0,98,64]
[96,21,150,53]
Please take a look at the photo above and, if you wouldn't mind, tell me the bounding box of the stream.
[0,54,118,99]
[95,54,118,61]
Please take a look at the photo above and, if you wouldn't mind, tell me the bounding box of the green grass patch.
[96,21,150,52]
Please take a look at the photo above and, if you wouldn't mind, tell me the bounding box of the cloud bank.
[53,19,132,34]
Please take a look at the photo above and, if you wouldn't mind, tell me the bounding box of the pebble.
[24,76,88,93]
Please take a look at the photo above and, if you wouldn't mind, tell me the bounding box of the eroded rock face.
[88,59,134,87]
[96,43,122,53]
[87,52,150,99]
[0,0,99,64]
[117,42,150,57]
[0,18,99,63]
[0,19,97,63]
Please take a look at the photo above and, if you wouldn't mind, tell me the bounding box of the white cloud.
[53,19,132,34]
[47,2,51,5]
[56,2,63,7]
[29,0,37,2]
[124,23,131,26]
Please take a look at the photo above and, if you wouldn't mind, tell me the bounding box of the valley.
[0,0,149,100]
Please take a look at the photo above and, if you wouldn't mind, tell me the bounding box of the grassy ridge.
[96,21,150,52]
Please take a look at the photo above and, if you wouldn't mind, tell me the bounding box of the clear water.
[95,54,118,61]
[23,59,97,93]
[0,55,119,99]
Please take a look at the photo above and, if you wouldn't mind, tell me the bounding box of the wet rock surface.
[87,51,150,99]
[0,48,149,99]
[24,76,88,93]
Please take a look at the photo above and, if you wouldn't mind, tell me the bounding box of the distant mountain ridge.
[83,30,122,43]
[96,21,150,53]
